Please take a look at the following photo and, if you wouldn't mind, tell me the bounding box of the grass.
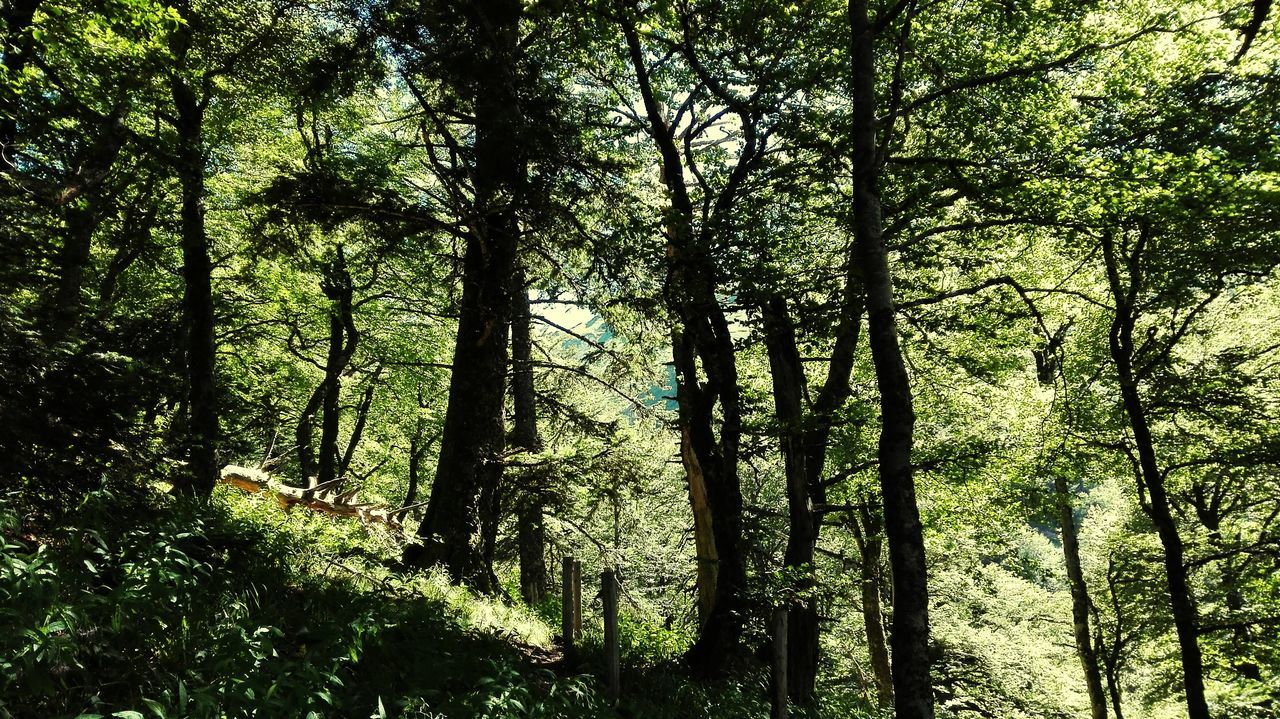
[0,482,798,719]
[0,483,604,718]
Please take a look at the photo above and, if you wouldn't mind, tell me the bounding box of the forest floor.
[0,482,786,719]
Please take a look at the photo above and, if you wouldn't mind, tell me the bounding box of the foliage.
[0,487,576,718]
[2,0,1278,716]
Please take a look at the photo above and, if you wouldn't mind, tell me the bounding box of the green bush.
[0,485,832,719]
[0,488,378,717]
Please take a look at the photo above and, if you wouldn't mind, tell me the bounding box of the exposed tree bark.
[681,419,719,626]
[669,274,746,676]
[510,265,548,604]
[168,13,218,496]
[848,1,935,715]
[411,0,524,591]
[664,285,747,676]
[220,465,417,529]
[1100,228,1209,719]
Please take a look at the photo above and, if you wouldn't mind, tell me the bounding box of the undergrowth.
[0,483,830,719]
[0,484,591,718]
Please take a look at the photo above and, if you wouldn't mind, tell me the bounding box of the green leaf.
[142,698,166,718]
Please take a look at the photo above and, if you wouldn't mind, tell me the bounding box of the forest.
[1,0,1278,717]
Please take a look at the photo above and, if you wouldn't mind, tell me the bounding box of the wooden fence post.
[572,559,582,639]
[562,556,575,658]
[602,569,620,705]
[771,606,788,719]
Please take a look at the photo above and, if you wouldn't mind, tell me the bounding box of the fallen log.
[219,465,425,532]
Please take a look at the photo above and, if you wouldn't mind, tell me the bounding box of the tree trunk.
[618,20,747,674]
[1097,554,1131,719]
[1105,662,1126,719]
[340,365,380,479]
[803,265,863,486]
[1055,471,1110,719]
[317,299,345,487]
[1100,229,1209,719]
[404,420,441,509]
[679,419,720,627]
[616,18,753,674]
[97,182,156,318]
[296,248,359,488]
[412,0,524,591]
[762,296,821,704]
[296,382,324,486]
[478,468,502,591]
[762,256,863,703]
[516,499,547,602]
[47,113,128,339]
[849,1,934,716]
[170,51,218,497]
[318,246,357,487]
[863,538,894,706]
[672,296,746,676]
[510,266,548,604]
[49,202,98,338]
[1038,328,1108,719]
[864,552,894,707]
[850,504,894,707]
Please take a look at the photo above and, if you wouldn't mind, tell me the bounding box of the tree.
[510,264,549,603]
[1071,54,1278,719]
[612,0,801,673]
[294,245,359,487]
[847,0,935,715]
[157,0,317,494]
[403,0,526,589]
